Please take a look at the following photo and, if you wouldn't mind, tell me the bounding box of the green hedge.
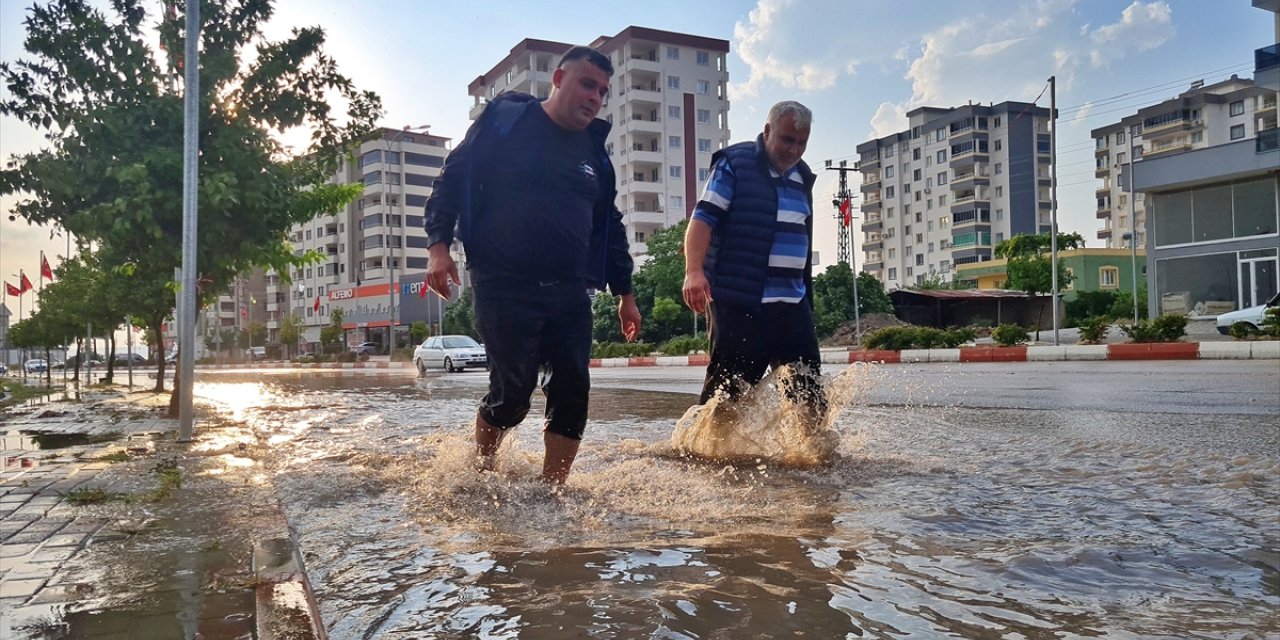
[862,326,977,350]
[991,324,1028,346]
[1120,313,1187,343]
[591,342,654,359]
[1077,316,1110,344]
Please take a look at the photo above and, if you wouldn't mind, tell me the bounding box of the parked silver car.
[413,335,487,374]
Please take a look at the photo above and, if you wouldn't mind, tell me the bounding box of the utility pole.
[825,159,860,345]
[1048,75,1060,346]
[177,0,200,440]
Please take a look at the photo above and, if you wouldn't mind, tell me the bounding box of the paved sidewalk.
[0,387,318,639]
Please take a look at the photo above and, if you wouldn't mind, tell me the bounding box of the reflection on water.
[193,372,1280,639]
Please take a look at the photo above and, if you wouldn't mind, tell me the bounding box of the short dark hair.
[558,46,613,77]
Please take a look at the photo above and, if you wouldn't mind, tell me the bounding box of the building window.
[937,128,947,142]
[1116,131,1126,144]
[697,108,711,123]
[886,186,895,199]
[667,46,680,60]
[994,139,1002,151]
[888,268,897,280]
[1229,100,1244,117]
[696,80,710,95]
[913,148,921,161]
[1100,266,1119,288]
[1230,124,1245,140]
[884,165,894,178]
[885,146,895,158]
[667,75,680,90]
[937,171,948,185]
[995,209,1004,220]
[668,166,682,179]
[669,135,681,148]
[994,163,1002,175]
[995,186,1003,198]
[913,169,922,181]
[1116,152,1126,166]
[697,138,712,152]
[635,231,646,243]
[916,254,925,266]
[668,105,681,119]
[886,207,894,218]
[994,117,1001,128]
[936,150,946,163]
[698,168,710,182]
[888,248,896,258]
[1192,131,1204,143]
[670,195,683,211]
[696,50,710,66]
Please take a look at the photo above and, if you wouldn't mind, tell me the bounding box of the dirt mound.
[822,313,908,346]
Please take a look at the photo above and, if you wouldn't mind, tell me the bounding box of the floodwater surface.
[193,369,1280,639]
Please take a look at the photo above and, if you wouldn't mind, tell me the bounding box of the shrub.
[863,326,919,351]
[657,335,708,356]
[1065,290,1119,327]
[1120,313,1186,343]
[1263,307,1280,338]
[337,351,358,363]
[991,324,1028,346]
[1229,321,1259,340]
[591,342,653,359]
[1077,316,1110,344]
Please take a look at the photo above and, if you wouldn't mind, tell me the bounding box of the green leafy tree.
[0,0,381,407]
[995,232,1085,339]
[409,321,429,345]
[279,313,302,359]
[320,308,345,354]
[442,288,476,338]
[631,220,692,343]
[592,292,625,343]
[33,256,130,382]
[811,263,895,338]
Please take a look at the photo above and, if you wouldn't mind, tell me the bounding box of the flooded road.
[194,365,1280,639]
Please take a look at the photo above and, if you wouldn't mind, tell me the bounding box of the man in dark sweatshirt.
[424,46,641,484]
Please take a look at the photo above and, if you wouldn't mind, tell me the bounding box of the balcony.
[1258,128,1280,154]
[950,167,989,189]
[627,208,666,225]
[1145,138,1193,158]
[859,153,880,168]
[624,116,662,134]
[1097,207,1112,220]
[1256,44,1279,89]
[1143,117,1202,139]
[468,100,488,121]
[861,173,881,190]
[621,83,662,107]
[952,208,990,226]
[861,197,882,211]
[863,261,884,271]
[861,218,882,232]
[863,240,883,252]
[622,56,662,74]
[625,146,664,165]
[1097,228,1113,240]
[622,177,664,194]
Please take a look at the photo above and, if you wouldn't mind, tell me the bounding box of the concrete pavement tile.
[0,543,38,559]
[44,533,90,549]
[4,532,56,546]
[21,518,73,533]
[28,546,78,565]
[0,578,46,599]
[27,581,96,604]
[62,519,109,535]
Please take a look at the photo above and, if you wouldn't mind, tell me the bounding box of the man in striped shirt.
[682,101,827,422]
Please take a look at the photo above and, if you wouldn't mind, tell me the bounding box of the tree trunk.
[152,318,166,393]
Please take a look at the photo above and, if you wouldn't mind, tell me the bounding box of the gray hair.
[767,101,812,129]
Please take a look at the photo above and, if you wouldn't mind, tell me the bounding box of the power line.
[1056,61,1252,115]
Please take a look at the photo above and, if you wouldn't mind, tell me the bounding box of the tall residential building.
[1091,75,1270,249]
[467,27,732,260]
[856,102,1055,289]
[268,127,454,351]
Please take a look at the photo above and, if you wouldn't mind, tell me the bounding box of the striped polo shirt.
[691,157,811,303]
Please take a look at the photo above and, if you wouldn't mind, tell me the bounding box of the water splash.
[670,364,877,467]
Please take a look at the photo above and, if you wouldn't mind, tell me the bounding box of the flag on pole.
[40,252,54,281]
[19,270,33,294]
[419,282,429,298]
[4,282,19,297]
[839,196,852,227]
[313,295,321,313]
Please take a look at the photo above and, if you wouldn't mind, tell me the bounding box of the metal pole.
[1128,155,1139,323]
[1048,75,1060,346]
[126,318,133,389]
[382,134,396,354]
[177,1,200,441]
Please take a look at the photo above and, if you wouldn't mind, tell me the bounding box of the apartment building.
[466,27,732,260]
[856,102,1055,290]
[1128,0,1279,319]
[1091,75,1271,249]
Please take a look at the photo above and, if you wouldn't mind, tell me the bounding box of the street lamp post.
[1122,231,1139,324]
[382,125,430,355]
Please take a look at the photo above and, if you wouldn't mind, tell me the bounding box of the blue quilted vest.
[704,135,817,310]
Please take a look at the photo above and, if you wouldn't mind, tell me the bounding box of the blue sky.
[1,0,1271,313]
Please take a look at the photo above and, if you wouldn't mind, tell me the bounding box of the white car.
[1216,292,1279,334]
[413,335,487,374]
[25,359,48,374]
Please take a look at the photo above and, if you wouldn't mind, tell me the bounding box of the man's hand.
[617,294,642,342]
[682,271,713,315]
[426,243,459,300]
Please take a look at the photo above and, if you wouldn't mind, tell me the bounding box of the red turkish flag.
[313,295,321,313]
[19,271,33,293]
[839,197,852,227]
[5,282,19,297]
[419,282,429,298]
[40,252,53,281]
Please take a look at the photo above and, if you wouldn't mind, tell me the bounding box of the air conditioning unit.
[1193,119,1204,127]
[924,187,932,194]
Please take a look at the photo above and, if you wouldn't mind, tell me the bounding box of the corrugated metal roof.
[890,289,1029,300]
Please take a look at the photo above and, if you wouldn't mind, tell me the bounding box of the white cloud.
[1089,1,1175,67]
[869,102,908,139]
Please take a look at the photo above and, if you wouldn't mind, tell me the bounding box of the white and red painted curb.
[174,340,1279,372]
